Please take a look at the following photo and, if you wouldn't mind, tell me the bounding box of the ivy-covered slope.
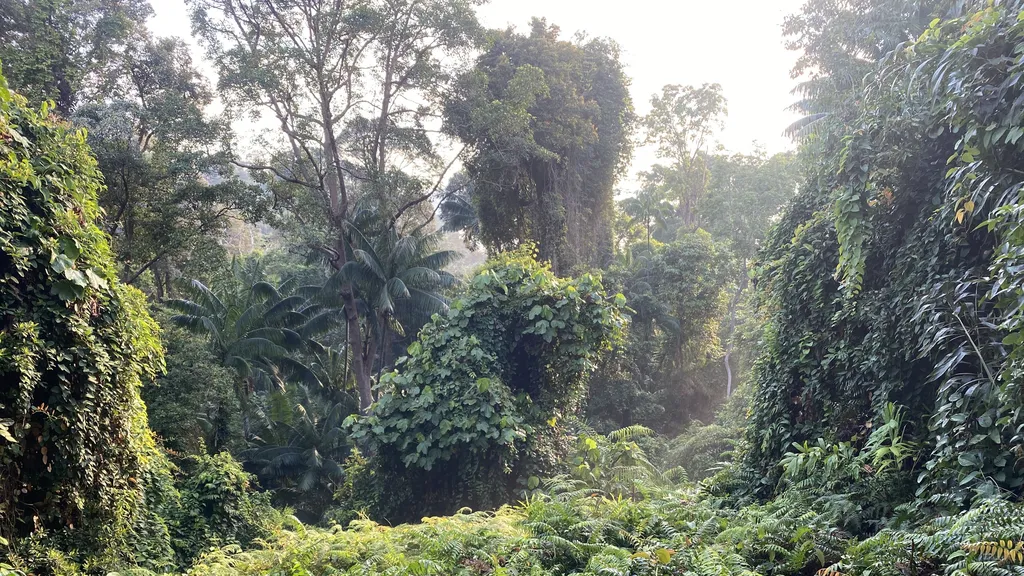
[746,0,1024,498]
[0,65,165,554]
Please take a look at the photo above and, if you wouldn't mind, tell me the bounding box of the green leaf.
[51,279,83,301]
[84,269,107,289]
[50,253,74,274]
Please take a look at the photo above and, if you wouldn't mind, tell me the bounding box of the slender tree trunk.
[332,222,373,412]
[722,261,748,397]
[313,78,378,413]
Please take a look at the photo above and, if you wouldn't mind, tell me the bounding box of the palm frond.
[227,337,288,359]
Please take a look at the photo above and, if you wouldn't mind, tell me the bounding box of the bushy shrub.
[143,318,242,456]
[347,246,626,521]
[169,452,278,565]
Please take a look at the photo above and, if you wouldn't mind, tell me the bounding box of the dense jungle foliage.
[2,0,1024,574]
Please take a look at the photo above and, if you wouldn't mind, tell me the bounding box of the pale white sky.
[148,0,804,184]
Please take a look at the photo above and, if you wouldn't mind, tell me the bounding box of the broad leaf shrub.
[345,246,627,521]
[0,63,167,568]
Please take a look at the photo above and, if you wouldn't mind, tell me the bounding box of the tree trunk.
[722,262,748,397]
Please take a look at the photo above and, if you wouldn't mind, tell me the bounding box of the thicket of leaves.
[588,232,733,434]
[745,0,1024,500]
[345,246,627,521]
[0,69,282,574]
[0,65,166,563]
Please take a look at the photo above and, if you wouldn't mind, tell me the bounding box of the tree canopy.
[444,19,635,273]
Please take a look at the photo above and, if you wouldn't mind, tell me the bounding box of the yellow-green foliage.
[182,430,1024,576]
[184,478,1024,576]
[0,64,165,566]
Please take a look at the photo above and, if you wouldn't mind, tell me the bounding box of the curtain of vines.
[746,0,1024,499]
[444,19,634,274]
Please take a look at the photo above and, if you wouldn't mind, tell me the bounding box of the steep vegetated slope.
[5,0,1024,574]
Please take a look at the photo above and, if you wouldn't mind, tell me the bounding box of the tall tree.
[783,0,944,138]
[641,83,726,230]
[444,18,635,274]
[187,0,481,412]
[72,37,270,294]
[0,0,151,113]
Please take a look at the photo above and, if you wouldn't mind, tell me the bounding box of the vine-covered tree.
[444,18,635,274]
[0,67,164,558]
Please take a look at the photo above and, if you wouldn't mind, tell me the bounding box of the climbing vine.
[0,66,165,559]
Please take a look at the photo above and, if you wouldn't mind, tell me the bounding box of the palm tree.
[164,261,340,434]
[317,225,459,410]
[439,173,481,249]
[620,187,676,249]
[246,386,350,522]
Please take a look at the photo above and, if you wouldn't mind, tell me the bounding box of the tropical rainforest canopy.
[2,0,1024,574]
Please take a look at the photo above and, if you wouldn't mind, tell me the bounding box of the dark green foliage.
[444,19,635,273]
[743,0,1024,500]
[0,66,166,563]
[590,232,732,434]
[347,246,626,519]
[246,387,352,524]
[168,452,277,566]
[143,319,242,456]
[164,264,339,434]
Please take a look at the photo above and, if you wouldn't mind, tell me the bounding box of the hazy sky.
[148,0,805,183]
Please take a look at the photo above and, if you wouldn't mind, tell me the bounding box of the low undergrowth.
[179,481,1024,576]
[175,421,1024,576]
